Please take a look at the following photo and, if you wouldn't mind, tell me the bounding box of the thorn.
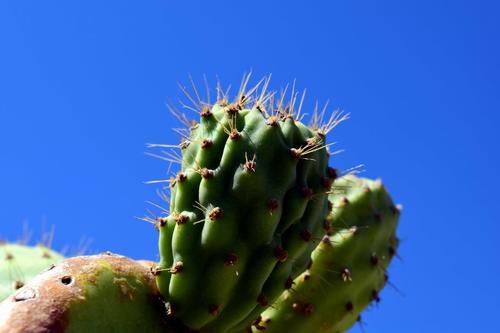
[371,289,381,303]
[170,261,184,274]
[176,172,187,183]
[267,116,279,126]
[201,139,213,149]
[244,153,257,172]
[341,268,352,282]
[200,105,212,118]
[285,276,294,289]
[175,214,189,225]
[200,168,215,179]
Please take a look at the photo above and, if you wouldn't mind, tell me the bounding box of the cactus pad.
[251,175,400,332]
[154,77,347,332]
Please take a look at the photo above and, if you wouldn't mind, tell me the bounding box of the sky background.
[1,1,499,332]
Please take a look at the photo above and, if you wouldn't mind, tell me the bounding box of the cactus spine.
[252,175,400,333]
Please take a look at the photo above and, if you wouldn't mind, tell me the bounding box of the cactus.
[0,253,186,333]
[251,175,400,333]
[0,243,64,302]
[153,76,348,332]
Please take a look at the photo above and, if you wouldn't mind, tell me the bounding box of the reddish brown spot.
[201,105,212,118]
[200,168,214,179]
[345,302,354,312]
[323,219,332,234]
[208,304,220,316]
[151,265,161,276]
[170,261,184,274]
[300,186,313,198]
[267,198,279,211]
[339,197,349,207]
[42,252,51,259]
[208,207,223,221]
[327,167,338,180]
[180,139,190,149]
[388,246,396,257]
[157,217,167,228]
[5,253,13,260]
[303,272,311,281]
[285,276,294,289]
[244,159,257,173]
[300,229,312,242]
[274,246,288,262]
[371,289,381,303]
[289,148,301,159]
[175,214,189,225]
[224,253,238,266]
[321,177,332,189]
[374,212,383,222]
[257,293,269,307]
[226,103,240,114]
[201,139,213,149]
[176,172,187,183]
[370,254,379,267]
[266,116,279,127]
[13,280,24,290]
[229,131,241,140]
[363,186,371,193]
[391,205,400,215]
[321,235,331,246]
[303,303,314,316]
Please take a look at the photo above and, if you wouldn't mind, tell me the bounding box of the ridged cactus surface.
[0,243,64,302]
[0,253,184,333]
[155,78,345,332]
[252,175,400,333]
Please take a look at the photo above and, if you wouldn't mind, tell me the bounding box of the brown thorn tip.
[300,186,313,198]
[201,105,212,118]
[224,253,238,266]
[201,168,214,179]
[371,289,381,303]
[274,246,288,262]
[175,171,186,183]
[290,148,301,159]
[257,293,269,307]
[209,207,224,221]
[267,116,279,126]
[13,281,24,290]
[300,229,312,242]
[175,214,189,225]
[285,276,294,289]
[156,217,167,228]
[346,302,354,312]
[201,139,213,149]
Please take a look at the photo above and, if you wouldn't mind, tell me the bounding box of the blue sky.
[1,1,499,332]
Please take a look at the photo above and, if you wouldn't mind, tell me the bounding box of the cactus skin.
[251,175,400,333]
[0,253,184,333]
[156,89,337,332]
[0,243,64,302]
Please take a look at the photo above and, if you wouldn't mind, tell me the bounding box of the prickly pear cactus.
[0,243,64,302]
[251,175,400,333]
[154,76,347,332]
[0,253,184,333]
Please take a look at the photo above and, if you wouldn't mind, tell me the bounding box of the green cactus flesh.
[156,93,338,332]
[0,253,185,333]
[251,175,400,333]
[0,243,64,302]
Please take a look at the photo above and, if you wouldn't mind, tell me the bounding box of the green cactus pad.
[251,175,400,333]
[0,243,64,302]
[0,253,184,333]
[154,79,344,332]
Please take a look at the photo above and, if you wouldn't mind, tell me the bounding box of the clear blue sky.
[1,1,498,332]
